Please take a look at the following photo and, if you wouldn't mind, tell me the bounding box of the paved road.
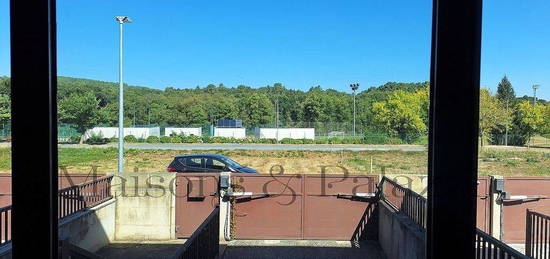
[57,143,427,152]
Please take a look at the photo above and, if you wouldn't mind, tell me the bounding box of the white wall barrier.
[164,127,202,137]
[255,128,315,140]
[84,127,160,140]
[214,127,246,139]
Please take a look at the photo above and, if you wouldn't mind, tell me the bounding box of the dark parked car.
[167,154,259,173]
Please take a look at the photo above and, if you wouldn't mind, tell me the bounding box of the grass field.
[0,147,548,176]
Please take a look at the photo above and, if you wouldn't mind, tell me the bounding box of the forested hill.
[53,76,430,128]
[1,76,548,145]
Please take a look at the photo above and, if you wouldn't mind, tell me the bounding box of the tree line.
[0,75,548,145]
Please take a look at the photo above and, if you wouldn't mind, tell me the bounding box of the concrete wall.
[84,127,161,140]
[58,199,116,253]
[112,172,176,241]
[378,201,426,259]
[214,127,246,139]
[165,127,202,137]
[255,128,315,140]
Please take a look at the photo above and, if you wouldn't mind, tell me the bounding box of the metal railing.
[0,176,113,249]
[380,177,427,229]
[526,209,550,259]
[0,205,10,247]
[58,175,113,219]
[476,228,529,259]
[172,207,219,259]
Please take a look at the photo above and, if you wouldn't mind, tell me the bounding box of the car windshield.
[221,157,243,169]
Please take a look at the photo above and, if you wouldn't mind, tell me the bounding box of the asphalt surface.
[57,143,427,152]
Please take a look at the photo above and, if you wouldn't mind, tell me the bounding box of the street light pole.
[116,16,132,174]
[350,83,359,136]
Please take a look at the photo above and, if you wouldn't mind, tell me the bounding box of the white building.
[255,128,315,140]
[164,127,202,137]
[214,127,246,139]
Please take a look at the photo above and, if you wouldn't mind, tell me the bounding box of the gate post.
[490,175,503,239]
[219,172,232,243]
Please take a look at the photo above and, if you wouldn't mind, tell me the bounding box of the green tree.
[543,104,550,134]
[238,93,274,125]
[371,90,428,142]
[514,101,545,146]
[0,77,10,96]
[58,91,102,142]
[496,76,516,105]
[0,95,10,124]
[479,89,511,146]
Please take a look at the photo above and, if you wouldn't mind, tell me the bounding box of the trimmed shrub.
[201,136,213,143]
[85,133,108,145]
[315,138,329,144]
[124,135,138,143]
[109,137,118,143]
[137,138,146,143]
[170,136,182,143]
[160,136,171,143]
[146,136,160,143]
[259,138,277,144]
[302,138,314,144]
[69,135,82,143]
[181,135,201,143]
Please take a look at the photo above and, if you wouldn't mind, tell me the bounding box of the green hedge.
[124,135,138,143]
[85,134,109,145]
[146,136,160,143]
[160,136,171,143]
[85,133,426,145]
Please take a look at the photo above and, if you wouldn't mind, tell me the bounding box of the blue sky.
[0,0,549,100]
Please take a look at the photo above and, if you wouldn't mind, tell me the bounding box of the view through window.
[0,0,548,258]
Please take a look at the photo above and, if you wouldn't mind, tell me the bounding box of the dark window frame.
[10,0,482,257]
[205,158,227,171]
[10,0,59,258]
[185,157,204,169]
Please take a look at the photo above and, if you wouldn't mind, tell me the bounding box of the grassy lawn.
[0,147,548,176]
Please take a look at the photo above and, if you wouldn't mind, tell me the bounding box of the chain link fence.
[0,123,80,143]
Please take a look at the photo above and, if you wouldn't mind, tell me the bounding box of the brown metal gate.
[231,173,378,240]
[502,177,550,243]
[477,176,491,233]
[175,173,219,238]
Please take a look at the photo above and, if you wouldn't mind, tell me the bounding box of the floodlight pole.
[116,16,131,174]
[350,83,359,136]
[353,90,356,136]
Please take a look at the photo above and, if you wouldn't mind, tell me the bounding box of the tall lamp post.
[350,83,360,136]
[533,84,540,106]
[116,16,132,174]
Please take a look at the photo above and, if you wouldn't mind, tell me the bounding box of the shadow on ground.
[222,241,385,259]
[96,241,185,259]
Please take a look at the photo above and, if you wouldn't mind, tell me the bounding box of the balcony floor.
[95,240,186,259]
[221,240,385,259]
